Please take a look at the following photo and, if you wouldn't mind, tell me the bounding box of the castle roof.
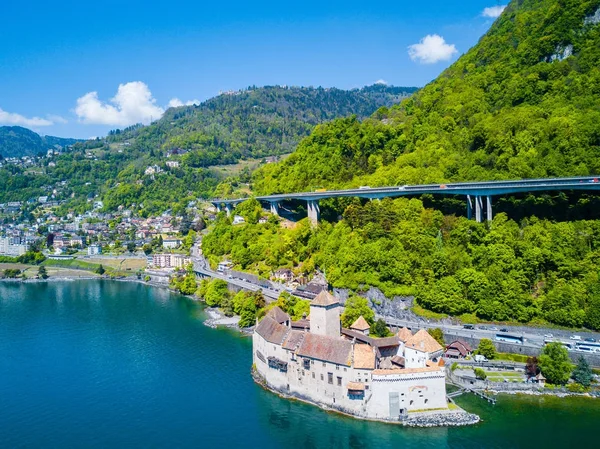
[255,316,289,345]
[291,319,310,330]
[282,330,306,351]
[372,336,401,348]
[353,343,376,369]
[266,306,290,325]
[297,333,352,366]
[397,327,413,342]
[311,290,338,307]
[350,316,370,331]
[405,329,443,354]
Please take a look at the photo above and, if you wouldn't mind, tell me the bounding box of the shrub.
[474,368,487,380]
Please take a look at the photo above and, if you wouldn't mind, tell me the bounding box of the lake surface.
[0,280,598,448]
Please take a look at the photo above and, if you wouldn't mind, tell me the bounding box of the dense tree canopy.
[203,196,600,329]
[254,0,600,194]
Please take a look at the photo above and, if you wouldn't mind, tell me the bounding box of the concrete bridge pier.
[307,199,320,225]
[269,201,280,216]
[466,195,473,220]
[475,196,484,223]
[486,195,493,222]
[225,203,233,217]
[214,203,222,213]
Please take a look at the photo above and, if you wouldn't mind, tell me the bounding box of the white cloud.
[167,98,200,108]
[0,107,53,127]
[482,5,506,18]
[408,34,458,64]
[47,114,68,124]
[374,79,388,85]
[75,81,165,126]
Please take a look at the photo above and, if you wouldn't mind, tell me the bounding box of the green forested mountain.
[0,85,414,215]
[106,84,417,167]
[204,0,600,329]
[254,0,600,193]
[0,126,80,158]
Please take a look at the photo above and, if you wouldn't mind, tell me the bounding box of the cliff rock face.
[334,287,413,317]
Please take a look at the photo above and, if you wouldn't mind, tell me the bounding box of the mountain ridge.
[0,126,80,158]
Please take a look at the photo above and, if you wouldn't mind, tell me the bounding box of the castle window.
[312,372,315,379]
[336,365,339,370]
[303,359,310,370]
[321,374,324,381]
[337,376,342,386]
[425,399,428,404]
[328,373,333,384]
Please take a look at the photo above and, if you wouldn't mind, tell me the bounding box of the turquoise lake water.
[0,280,598,448]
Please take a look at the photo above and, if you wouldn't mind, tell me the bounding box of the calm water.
[0,281,598,448]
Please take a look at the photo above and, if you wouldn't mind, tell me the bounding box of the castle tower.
[309,290,340,337]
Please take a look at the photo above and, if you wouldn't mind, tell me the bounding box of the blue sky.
[0,0,506,138]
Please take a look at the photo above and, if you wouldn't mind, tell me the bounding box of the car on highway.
[585,337,596,343]
[463,324,475,330]
[500,328,508,332]
[489,326,498,331]
[478,326,488,330]
[358,186,371,189]
[544,333,554,338]
[570,335,582,340]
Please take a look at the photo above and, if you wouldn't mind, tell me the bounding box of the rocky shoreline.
[203,308,241,329]
[404,411,480,427]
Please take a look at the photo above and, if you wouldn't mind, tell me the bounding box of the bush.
[3,268,21,278]
[566,382,587,393]
[474,368,487,380]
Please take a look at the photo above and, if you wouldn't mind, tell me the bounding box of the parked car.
[570,335,582,340]
[474,355,488,363]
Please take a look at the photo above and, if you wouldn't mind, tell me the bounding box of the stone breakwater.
[405,411,480,427]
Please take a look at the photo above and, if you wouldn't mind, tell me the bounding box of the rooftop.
[265,306,290,325]
[405,329,443,354]
[311,290,339,307]
[350,315,370,331]
[297,333,352,366]
[353,344,376,369]
[255,316,290,345]
[397,327,413,342]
